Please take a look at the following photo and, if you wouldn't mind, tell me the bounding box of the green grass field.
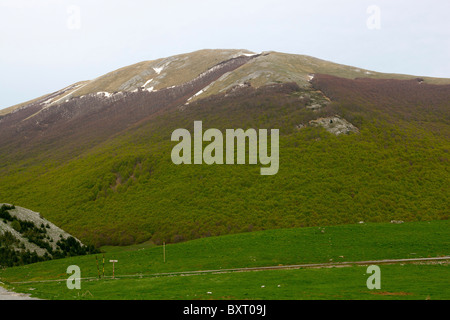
[4,264,449,300]
[1,220,448,300]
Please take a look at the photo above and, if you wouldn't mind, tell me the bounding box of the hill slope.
[0,49,449,246]
[0,204,96,267]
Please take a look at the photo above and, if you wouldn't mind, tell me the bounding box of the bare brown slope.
[310,74,450,136]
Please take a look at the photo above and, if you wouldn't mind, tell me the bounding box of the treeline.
[310,74,450,131]
[0,54,257,167]
[0,204,98,267]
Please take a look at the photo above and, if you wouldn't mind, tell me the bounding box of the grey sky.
[1,0,449,109]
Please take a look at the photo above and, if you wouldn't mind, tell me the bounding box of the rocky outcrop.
[0,204,83,257]
[308,116,359,135]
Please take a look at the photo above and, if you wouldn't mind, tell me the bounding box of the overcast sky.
[1,0,449,109]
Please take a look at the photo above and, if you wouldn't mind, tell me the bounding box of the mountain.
[3,49,449,117]
[0,49,449,246]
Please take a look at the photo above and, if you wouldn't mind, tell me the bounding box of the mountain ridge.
[3,49,450,116]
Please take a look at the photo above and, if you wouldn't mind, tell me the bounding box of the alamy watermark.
[366,265,381,289]
[171,121,279,175]
[66,265,81,289]
[366,5,381,30]
[67,5,81,30]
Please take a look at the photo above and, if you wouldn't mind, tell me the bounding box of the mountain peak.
[2,49,450,117]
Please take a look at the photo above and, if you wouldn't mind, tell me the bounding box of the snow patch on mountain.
[142,78,154,88]
[96,92,113,98]
[153,67,163,75]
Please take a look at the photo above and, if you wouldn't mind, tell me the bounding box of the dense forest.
[0,77,449,246]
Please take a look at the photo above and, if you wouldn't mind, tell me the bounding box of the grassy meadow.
[1,220,448,300]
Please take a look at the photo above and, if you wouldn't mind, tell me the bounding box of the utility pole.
[163,242,166,263]
[110,260,118,279]
[96,255,100,279]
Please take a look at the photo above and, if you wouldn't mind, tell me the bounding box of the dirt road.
[0,285,39,300]
[7,256,450,285]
